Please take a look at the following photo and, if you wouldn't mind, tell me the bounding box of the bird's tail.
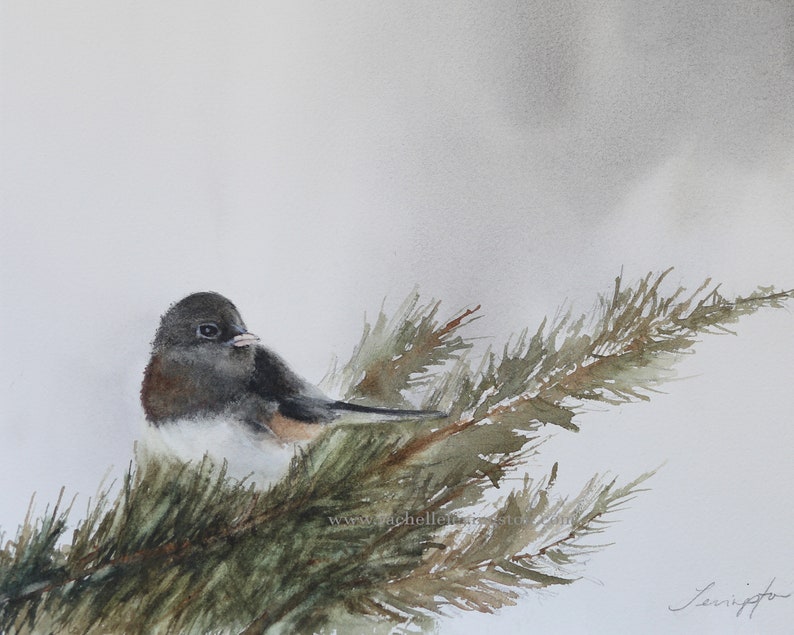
[330,401,447,420]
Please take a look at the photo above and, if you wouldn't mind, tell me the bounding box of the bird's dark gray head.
[152,292,259,351]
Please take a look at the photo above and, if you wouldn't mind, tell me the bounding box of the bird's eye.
[197,323,220,339]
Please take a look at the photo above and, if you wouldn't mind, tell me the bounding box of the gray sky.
[2,2,793,632]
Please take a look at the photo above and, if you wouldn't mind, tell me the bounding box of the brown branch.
[440,305,481,335]
[509,510,604,564]
[353,304,480,401]
[380,343,628,469]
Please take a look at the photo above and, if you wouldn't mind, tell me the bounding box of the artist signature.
[669,579,791,619]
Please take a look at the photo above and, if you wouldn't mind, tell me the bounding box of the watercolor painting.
[1,3,793,634]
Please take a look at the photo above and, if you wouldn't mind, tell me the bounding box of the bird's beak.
[230,332,260,347]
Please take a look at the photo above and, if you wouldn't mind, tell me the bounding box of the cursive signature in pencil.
[669,579,791,619]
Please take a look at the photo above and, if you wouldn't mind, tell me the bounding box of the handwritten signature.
[669,579,791,619]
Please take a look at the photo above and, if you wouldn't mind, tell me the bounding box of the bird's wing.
[249,346,447,426]
[249,346,337,423]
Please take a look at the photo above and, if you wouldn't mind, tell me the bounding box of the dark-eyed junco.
[139,292,443,484]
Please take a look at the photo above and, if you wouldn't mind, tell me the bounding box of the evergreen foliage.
[1,271,790,634]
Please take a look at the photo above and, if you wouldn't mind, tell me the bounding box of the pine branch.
[374,467,654,616]
[0,272,790,634]
[389,272,791,465]
[320,291,480,406]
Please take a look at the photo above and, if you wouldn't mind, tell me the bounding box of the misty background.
[2,2,793,633]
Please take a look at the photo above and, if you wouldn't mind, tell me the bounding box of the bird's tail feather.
[330,401,447,420]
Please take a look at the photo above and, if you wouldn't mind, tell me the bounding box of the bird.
[139,291,444,485]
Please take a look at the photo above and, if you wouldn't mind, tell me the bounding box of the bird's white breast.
[137,416,302,489]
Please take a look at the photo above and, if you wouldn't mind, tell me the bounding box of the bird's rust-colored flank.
[141,354,216,423]
[141,354,172,422]
[266,413,324,443]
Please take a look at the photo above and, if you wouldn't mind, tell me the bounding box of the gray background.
[2,2,793,632]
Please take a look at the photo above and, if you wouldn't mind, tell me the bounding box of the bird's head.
[152,292,260,354]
